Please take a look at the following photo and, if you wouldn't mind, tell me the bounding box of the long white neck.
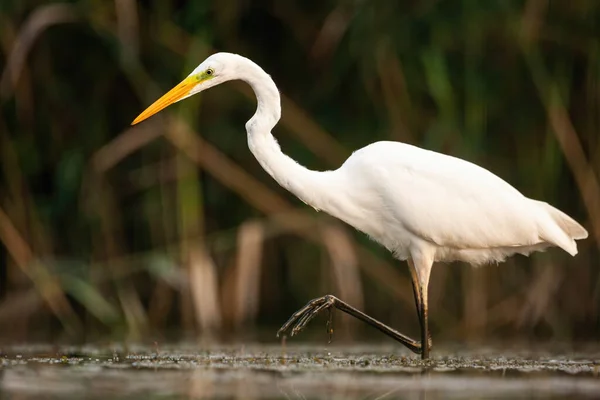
[237,57,330,210]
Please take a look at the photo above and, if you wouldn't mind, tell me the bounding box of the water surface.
[1,343,599,399]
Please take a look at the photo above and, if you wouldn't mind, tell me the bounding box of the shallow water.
[1,343,599,399]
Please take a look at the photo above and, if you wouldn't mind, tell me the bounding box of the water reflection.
[1,344,599,399]
[4,367,600,399]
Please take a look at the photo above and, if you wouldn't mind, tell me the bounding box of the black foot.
[277,295,336,340]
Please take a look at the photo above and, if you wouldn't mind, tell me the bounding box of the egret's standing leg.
[421,294,430,359]
[409,253,434,360]
[408,260,428,359]
[408,259,424,329]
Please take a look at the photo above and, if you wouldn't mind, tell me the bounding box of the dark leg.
[420,297,429,359]
[279,257,434,358]
[411,269,430,360]
[408,260,424,330]
[277,294,423,355]
[409,259,432,360]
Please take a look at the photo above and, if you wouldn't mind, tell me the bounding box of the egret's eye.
[206,68,214,76]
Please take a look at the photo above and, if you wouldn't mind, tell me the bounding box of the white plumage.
[328,141,587,264]
[132,52,588,359]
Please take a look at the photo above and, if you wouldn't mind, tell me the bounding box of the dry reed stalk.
[0,18,36,134]
[233,220,265,327]
[0,3,77,101]
[516,260,561,329]
[114,0,139,64]
[321,223,364,336]
[546,99,600,245]
[449,291,524,338]
[463,267,486,341]
[92,124,164,173]
[521,0,548,46]
[188,244,222,331]
[310,4,353,63]
[0,206,81,333]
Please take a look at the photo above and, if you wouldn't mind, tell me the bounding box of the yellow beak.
[131,76,198,125]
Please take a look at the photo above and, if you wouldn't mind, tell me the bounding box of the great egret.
[132,52,588,359]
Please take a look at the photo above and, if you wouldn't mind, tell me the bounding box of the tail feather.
[532,200,588,256]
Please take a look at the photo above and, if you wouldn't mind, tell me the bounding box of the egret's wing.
[353,142,541,249]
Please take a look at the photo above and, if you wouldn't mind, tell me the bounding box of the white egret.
[132,52,588,359]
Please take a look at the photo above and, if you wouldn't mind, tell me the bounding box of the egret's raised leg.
[277,294,423,355]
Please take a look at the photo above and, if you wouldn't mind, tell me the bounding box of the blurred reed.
[0,0,597,346]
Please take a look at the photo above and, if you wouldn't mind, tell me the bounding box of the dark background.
[0,0,598,347]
